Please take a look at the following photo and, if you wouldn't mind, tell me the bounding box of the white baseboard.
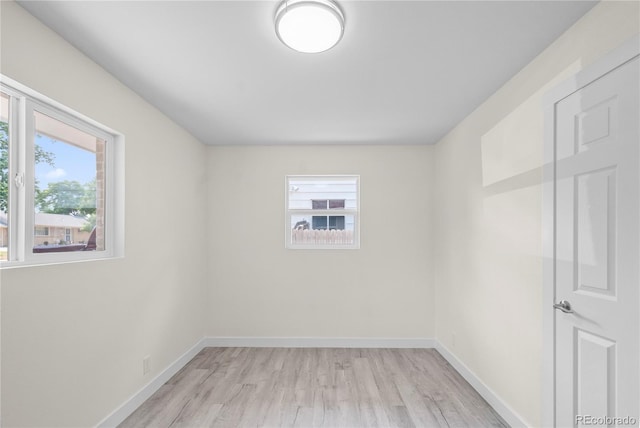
[95,338,207,428]
[435,342,529,428]
[95,337,526,428]
[203,336,436,348]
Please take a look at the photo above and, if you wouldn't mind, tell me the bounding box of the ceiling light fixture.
[275,0,344,54]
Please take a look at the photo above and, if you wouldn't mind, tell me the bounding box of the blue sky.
[34,134,96,188]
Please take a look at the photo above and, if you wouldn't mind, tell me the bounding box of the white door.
[554,54,639,426]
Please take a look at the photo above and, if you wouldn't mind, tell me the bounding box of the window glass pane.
[33,111,105,254]
[328,215,345,230]
[329,199,345,209]
[312,216,327,230]
[0,92,9,261]
[312,200,327,210]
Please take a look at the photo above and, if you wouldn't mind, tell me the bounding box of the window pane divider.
[23,99,36,261]
[7,92,24,262]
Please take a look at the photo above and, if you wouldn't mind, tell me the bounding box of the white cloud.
[45,168,67,179]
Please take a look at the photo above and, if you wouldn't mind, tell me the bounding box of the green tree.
[80,179,97,232]
[79,178,97,210]
[36,180,96,216]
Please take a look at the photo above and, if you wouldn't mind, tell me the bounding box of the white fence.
[291,229,354,245]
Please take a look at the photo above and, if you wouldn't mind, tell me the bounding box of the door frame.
[542,35,640,428]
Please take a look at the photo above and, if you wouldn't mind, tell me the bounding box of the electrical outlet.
[143,355,151,375]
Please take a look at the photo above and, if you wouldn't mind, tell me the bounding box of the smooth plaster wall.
[206,145,434,338]
[433,2,640,426]
[0,2,208,426]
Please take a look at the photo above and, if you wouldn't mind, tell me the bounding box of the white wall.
[206,145,434,339]
[0,2,208,426]
[433,2,640,426]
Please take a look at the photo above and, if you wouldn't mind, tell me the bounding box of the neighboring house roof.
[0,212,87,228]
[35,213,88,228]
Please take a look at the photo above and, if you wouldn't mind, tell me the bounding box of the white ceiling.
[18,0,597,145]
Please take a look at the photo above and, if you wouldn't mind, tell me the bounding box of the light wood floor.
[120,347,509,428]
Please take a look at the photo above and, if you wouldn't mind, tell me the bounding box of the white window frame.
[1,75,124,268]
[285,175,360,250]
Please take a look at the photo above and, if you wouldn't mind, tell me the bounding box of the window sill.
[0,253,123,269]
[286,244,360,250]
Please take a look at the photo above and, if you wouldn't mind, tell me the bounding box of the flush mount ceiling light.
[275,0,344,53]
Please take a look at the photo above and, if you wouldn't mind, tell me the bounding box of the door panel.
[555,56,639,427]
[575,96,617,152]
[575,167,616,296]
[575,329,616,420]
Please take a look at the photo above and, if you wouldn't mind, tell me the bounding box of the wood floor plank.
[256,385,287,427]
[119,348,509,428]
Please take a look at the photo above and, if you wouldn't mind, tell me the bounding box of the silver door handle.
[553,300,574,313]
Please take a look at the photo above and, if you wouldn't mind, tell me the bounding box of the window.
[1,77,123,267]
[34,227,49,236]
[286,175,359,249]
